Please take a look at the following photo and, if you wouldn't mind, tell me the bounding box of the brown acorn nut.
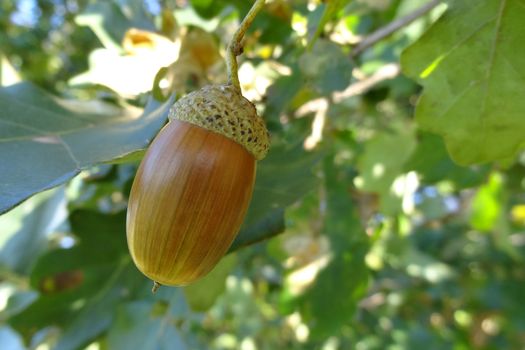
[126,84,269,286]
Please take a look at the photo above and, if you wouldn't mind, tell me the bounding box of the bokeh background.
[1,1,525,349]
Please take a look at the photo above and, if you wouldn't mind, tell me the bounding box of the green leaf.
[0,291,38,321]
[263,70,304,125]
[232,143,321,250]
[308,0,348,48]
[183,254,237,312]
[356,128,416,193]
[9,210,144,348]
[29,210,128,284]
[470,172,504,231]
[402,0,525,165]
[53,262,141,350]
[405,132,490,188]
[0,83,173,214]
[107,300,188,350]
[0,187,66,274]
[230,208,284,251]
[300,155,369,338]
[299,40,353,95]
[252,9,293,45]
[190,0,227,19]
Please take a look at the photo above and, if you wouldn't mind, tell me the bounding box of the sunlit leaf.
[470,172,504,231]
[70,29,179,96]
[402,0,525,165]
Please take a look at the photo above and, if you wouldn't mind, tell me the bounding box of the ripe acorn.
[126,84,269,287]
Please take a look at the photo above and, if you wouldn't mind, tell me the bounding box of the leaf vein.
[433,82,477,122]
[439,15,497,65]
[0,119,47,135]
[57,136,81,168]
[0,94,88,129]
[479,0,507,145]
[500,54,525,83]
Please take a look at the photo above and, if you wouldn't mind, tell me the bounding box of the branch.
[333,63,400,103]
[296,63,400,150]
[226,0,266,92]
[296,63,400,118]
[352,0,442,56]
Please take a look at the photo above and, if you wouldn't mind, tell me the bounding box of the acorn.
[126,84,269,287]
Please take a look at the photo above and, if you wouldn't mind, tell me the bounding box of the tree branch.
[352,0,442,56]
[296,63,401,118]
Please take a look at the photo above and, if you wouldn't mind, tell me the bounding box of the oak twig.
[352,0,441,56]
[226,0,266,92]
[297,63,401,150]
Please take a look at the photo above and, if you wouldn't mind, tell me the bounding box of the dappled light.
[1,0,524,349]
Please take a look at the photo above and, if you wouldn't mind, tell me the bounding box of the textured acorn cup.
[126,84,269,286]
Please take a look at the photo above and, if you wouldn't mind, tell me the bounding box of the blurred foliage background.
[1,0,525,349]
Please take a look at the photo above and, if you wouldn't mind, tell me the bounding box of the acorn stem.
[226,0,266,92]
[152,281,161,293]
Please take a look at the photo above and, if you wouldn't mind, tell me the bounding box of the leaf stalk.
[226,0,266,92]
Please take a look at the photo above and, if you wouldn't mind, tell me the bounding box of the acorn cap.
[168,84,270,160]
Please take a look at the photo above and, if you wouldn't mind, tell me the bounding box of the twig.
[304,98,329,150]
[296,63,400,117]
[333,63,400,102]
[296,63,400,150]
[352,0,441,56]
[226,0,266,92]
